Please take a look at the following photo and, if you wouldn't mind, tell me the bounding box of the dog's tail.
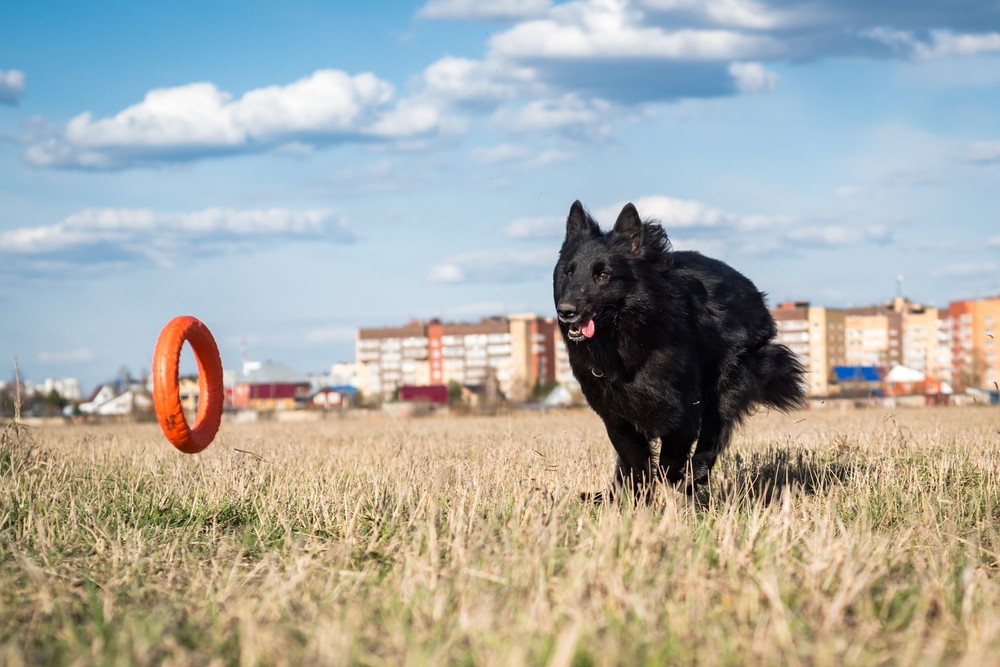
[759,343,808,412]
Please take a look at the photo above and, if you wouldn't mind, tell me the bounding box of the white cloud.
[736,214,793,230]
[442,300,515,317]
[470,143,531,163]
[27,0,1000,172]
[489,0,781,60]
[668,237,729,256]
[934,262,999,278]
[515,192,897,260]
[861,27,916,54]
[966,141,1000,164]
[37,348,93,363]
[428,248,556,283]
[863,28,1000,61]
[421,56,540,105]
[914,30,1000,60]
[596,195,732,228]
[25,69,447,169]
[419,0,552,20]
[526,148,575,167]
[504,215,565,238]
[785,224,889,247]
[29,2,1000,173]
[412,0,787,143]
[834,185,863,198]
[988,235,1000,247]
[739,220,892,254]
[304,326,357,344]
[640,0,791,29]
[0,69,25,104]
[736,238,785,255]
[494,94,612,132]
[0,207,356,269]
[728,61,778,93]
[428,263,466,282]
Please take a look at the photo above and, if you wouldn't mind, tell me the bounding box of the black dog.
[554,200,806,501]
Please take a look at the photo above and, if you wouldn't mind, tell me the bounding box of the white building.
[80,385,116,414]
[357,316,563,401]
[43,377,82,400]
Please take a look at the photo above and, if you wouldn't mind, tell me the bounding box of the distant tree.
[117,365,134,391]
[447,380,463,407]
[531,379,558,401]
[391,383,401,402]
[44,389,64,410]
[960,348,986,390]
[0,387,14,417]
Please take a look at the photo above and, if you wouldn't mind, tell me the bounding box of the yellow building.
[771,302,844,396]
[356,315,561,401]
[844,310,895,367]
[772,297,946,396]
[950,297,1000,389]
[900,303,941,377]
[845,297,945,378]
[179,376,199,412]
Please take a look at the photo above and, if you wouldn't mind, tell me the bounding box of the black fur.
[553,200,806,501]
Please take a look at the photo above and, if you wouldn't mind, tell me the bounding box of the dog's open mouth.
[567,316,596,341]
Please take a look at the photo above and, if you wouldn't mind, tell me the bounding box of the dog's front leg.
[582,419,653,504]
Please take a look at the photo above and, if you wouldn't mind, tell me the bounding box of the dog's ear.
[565,200,599,241]
[613,203,644,254]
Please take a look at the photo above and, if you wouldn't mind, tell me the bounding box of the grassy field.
[3,406,1000,666]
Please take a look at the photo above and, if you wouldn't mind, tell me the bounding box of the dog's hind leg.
[583,419,654,504]
[689,399,736,488]
[658,419,700,486]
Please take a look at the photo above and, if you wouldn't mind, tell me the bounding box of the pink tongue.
[581,318,596,338]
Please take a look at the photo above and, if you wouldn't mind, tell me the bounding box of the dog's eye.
[598,271,611,281]
[567,266,575,277]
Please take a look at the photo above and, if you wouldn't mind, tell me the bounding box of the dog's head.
[553,200,671,342]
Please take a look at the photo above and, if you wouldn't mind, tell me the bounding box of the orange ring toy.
[152,316,224,453]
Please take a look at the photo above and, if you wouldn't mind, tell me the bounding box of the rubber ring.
[152,316,224,453]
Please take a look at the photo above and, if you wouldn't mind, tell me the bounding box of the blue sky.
[2,0,1000,391]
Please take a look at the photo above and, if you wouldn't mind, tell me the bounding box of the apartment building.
[229,362,312,411]
[842,297,954,383]
[898,301,940,376]
[429,318,513,392]
[931,314,954,384]
[771,298,958,396]
[507,314,559,400]
[554,334,577,392]
[844,305,901,368]
[357,315,573,401]
[770,302,844,396]
[949,296,1000,390]
[42,377,82,400]
[356,321,431,394]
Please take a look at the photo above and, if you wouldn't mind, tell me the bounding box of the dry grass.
[3,406,1000,666]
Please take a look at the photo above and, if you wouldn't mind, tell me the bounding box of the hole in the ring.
[178,341,200,416]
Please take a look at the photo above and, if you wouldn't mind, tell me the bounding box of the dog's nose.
[557,303,578,320]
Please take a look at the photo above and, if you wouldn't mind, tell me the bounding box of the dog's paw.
[689,454,715,488]
[580,490,611,504]
[660,460,687,485]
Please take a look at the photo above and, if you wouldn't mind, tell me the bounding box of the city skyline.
[3,1,1000,390]
[11,290,1000,400]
